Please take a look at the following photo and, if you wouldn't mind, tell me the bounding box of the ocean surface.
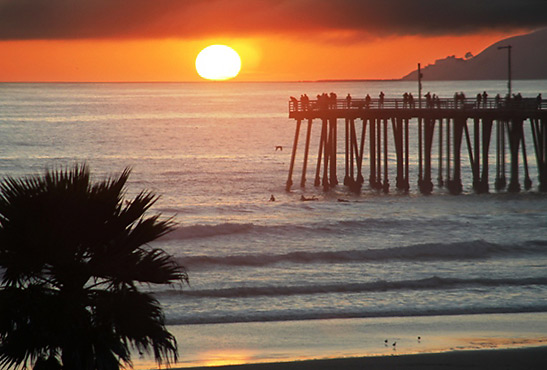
[1,80,547,366]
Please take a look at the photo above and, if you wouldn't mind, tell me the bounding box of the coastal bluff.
[403,28,547,81]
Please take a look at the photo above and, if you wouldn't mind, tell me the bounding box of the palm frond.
[0,164,184,369]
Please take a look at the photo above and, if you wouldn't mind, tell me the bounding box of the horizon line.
[3,78,547,84]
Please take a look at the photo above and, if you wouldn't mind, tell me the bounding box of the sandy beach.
[181,346,547,370]
[131,313,547,369]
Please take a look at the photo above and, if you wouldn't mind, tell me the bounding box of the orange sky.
[0,0,544,82]
[0,32,522,82]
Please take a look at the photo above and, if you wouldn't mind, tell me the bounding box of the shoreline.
[134,312,547,369]
[179,346,547,370]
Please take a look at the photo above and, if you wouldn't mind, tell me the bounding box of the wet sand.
[182,346,547,370]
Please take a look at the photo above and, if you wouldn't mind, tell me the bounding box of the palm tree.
[0,165,187,370]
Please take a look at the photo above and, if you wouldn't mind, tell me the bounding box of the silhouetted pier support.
[300,119,313,188]
[479,119,493,193]
[531,118,547,191]
[447,118,464,195]
[391,118,410,191]
[344,118,366,191]
[285,119,301,191]
[495,121,507,191]
[287,95,547,194]
[418,118,435,194]
[506,120,524,192]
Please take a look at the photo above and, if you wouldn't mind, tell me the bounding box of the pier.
[286,95,547,194]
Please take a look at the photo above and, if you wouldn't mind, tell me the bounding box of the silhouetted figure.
[425,92,431,108]
[329,92,337,109]
[346,93,352,108]
[379,91,385,108]
[365,94,371,109]
[323,93,330,109]
[408,93,414,108]
[301,94,309,110]
[495,93,501,108]
[269,194,276,202]
[432,94,440,108]
[459,92,466,108]
[290,96,299,111]
[476,93,482,108]
[513,93,523,108]
[482,91,488,108]
[537,93,543,109]
[403,92,409,108]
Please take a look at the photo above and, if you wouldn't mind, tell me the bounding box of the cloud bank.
[1,0,546,40]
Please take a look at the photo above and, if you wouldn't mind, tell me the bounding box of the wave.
[159,217,464,241]
[157,276,547,299]
[161,223,256,240]
[167,305,547,326]
[177,240,547,268]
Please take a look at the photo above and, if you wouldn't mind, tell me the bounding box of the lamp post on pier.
[497,45,512,97]
[418,63,423,108]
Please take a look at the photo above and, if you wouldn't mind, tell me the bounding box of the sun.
[195,45,241,81]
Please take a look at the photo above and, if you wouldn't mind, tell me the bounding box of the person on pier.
[537,93,543,109]
[403,92,409,108]
[318,93,329,110]
[425,92,431,108]
[346,93,352,108]
[459,92,466,108]
[379,91,385,108]
[301,94,309,111]
[408,93,415,108]
[365,94,371,109]
[482,91,488,108]
[290,96,299,111]
[476,93,482,108]
[329,92,337,109]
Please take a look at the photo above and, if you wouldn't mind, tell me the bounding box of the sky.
[1,0,546,82]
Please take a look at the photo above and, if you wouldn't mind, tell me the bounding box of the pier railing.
[289,97,546,114]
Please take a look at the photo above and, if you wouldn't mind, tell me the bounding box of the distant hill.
[402,28,547,80]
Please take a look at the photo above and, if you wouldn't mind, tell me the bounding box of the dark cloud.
[1,0,546,40]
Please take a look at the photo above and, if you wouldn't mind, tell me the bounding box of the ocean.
[1,80,547,367]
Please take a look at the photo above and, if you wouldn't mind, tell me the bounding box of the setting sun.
[195,45,241,81]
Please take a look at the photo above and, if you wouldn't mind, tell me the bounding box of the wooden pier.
[286,95,547,194]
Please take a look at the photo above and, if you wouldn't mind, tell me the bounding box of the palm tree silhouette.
[0,165,187,370]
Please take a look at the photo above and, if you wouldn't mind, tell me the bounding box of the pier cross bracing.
[286,95,547,194]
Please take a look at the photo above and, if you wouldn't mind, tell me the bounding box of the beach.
[181,346,547,370]
[131,312,547,369]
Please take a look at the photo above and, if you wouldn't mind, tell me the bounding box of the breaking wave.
[177,240,547,268]
[159,217,464,241]
[157,276,547,299]
[166,305,547,325]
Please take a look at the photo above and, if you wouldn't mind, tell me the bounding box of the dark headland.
[403,28,547,81]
